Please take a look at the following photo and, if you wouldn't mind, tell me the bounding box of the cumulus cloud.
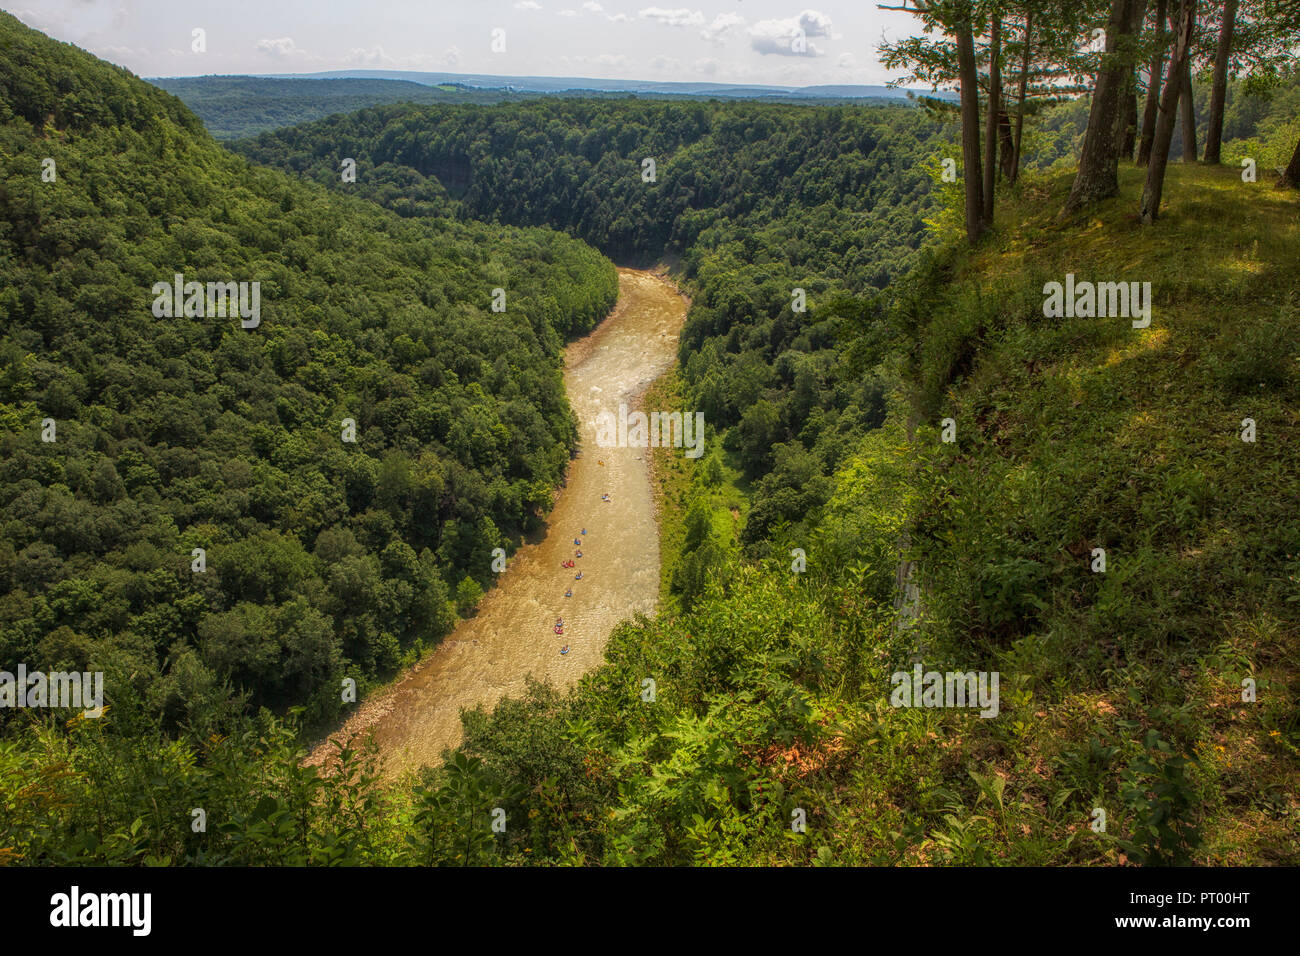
[256,37,308,58]
[514,1,542,9]
[749,10,833,57]
[700,12,744,44]
[341,44,454,68]
[582,1,603,11]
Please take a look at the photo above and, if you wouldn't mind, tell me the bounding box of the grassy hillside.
[444,164,1299,865]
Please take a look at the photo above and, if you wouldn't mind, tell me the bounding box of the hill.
[148,76,527,139]
[441,163,1300,865]
[0,10,617,736]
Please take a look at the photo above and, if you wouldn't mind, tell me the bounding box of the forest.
[0,10,618,735]
[1,0,1298,867]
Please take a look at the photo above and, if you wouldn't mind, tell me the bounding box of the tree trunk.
[1065,0,1138,212]
[1138,0,1168,166]
[956,6,986,243]
[1179,58,1198,162]
[1114,0,1148,161]
[1008,11,1029,184]
[983,11,1002,223]
[1010,10,1033,184]
[1141,0,1198,223]
[998,108,1016,179]
[1281,135,1300,188]
[1204,0,1238,164]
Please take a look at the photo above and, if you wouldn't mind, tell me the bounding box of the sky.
[9,0,933,88]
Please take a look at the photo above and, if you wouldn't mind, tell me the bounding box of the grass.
[884,162,1300,863]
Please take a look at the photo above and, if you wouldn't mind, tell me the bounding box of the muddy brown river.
[306,268,687,778]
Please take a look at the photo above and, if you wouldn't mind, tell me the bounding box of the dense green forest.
[1,2,1297,868]
[234,99,950,587]
[0,10,617,737]
[155,75,912,141]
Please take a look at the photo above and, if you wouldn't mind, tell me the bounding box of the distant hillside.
[153,72,943,139]
[149,76,527,139]
[262,69,934,100]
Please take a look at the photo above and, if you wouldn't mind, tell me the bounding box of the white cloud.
[638,7,706,28]
[256,36,308,58]
[341,44,452,68]
[558,8,578,15]
[694,57,719,75]
[700,12,744,44]
[582,1,603,11]
[514,1,542,9]
[750,10,833,57]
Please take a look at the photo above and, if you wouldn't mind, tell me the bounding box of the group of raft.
[558,525,589,655]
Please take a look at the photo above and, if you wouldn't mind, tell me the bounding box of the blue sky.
[11,1,929,86]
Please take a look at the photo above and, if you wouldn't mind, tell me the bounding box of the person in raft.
[575,571,583,580]
[560,645,570,655]
[574,538,581,546]
[601,493,610,502]
[565,589,572,597]
[581,529,587,535]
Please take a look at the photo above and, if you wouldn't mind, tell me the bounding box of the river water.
[305,268,687,778]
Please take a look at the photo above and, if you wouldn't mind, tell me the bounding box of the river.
[305,268,688,778]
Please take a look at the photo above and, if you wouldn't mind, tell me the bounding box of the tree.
[1138,0,1169,164]
[455,576,484,616]
[1203,0,1240,163]
[1065,0,1145,212]
[1281,135,1300,188]
[1141,0,1199,223]
[878,0,987,243]
[983,9,1004,222]
[957,3,988,240]
[1179,56,1199,161]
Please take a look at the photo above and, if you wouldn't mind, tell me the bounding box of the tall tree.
[1010,8,1035,183]
[1179,58,1199,160]
[957,4,987,241]
[983,10,1003,222]
[1065,0,1142,212]
[1137,0,1169,164]
[1141,0,1198,223]
[1114,0,1150,159]
[878,0,989,243]
[1203,0,1239,163]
